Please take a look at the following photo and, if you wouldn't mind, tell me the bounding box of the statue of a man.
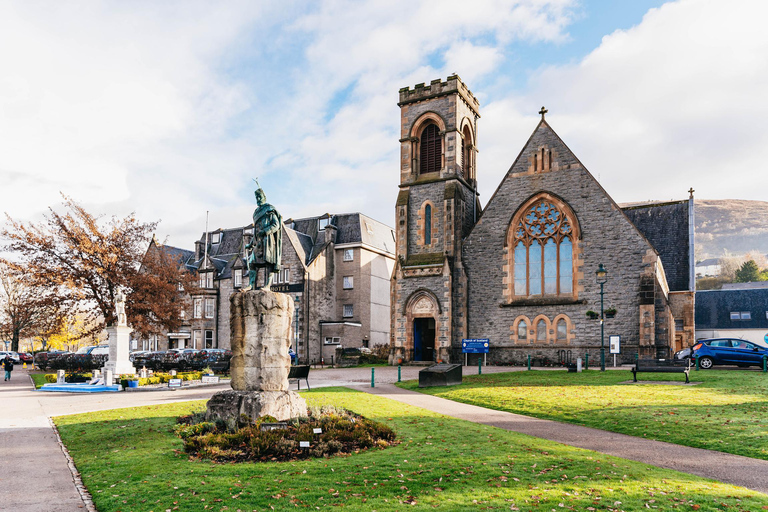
[245,187,282,290]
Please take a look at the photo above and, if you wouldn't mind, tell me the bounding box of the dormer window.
[199,272,213,289]
[211,232,221,244]
[319,217,331,230]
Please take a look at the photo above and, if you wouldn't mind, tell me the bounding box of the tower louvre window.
[420,124,441,174]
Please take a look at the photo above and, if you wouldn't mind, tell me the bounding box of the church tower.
[390,75,480,364]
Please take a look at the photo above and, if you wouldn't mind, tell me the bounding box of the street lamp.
[596,263,608,371]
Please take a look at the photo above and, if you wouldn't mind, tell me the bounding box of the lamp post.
[596,263,608,371]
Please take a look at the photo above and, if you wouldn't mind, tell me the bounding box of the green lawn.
[54,387,768,511]
[29,372,48,389]
[399,369,768,460]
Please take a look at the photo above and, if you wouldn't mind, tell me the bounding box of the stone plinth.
[206,390,307,422]
[102,324,136,376]
[207,289,306,423]
[418,363,462,388]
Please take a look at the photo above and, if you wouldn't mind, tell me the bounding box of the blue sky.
[1,0,765,246]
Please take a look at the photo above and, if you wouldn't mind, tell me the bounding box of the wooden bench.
[632,359,691,384]
[288,365,310,390]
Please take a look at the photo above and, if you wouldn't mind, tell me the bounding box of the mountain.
[694,199,768,260]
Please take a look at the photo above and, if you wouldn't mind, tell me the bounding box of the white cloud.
[478,0,768,206]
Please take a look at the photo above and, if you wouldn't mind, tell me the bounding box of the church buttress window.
[511,198,575,298]
[420,124,441,174]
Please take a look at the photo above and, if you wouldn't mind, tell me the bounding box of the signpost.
[609,335,620,367]
[462,338,489,367]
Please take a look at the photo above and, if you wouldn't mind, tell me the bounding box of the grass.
[30,372,48,389]
[398,369,768,460]
[54,387,768,511]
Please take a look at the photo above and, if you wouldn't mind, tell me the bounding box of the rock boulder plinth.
[206,289,306,422]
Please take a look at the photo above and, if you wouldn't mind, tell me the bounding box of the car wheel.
[698,356,714,369]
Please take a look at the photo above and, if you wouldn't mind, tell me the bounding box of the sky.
[1,0,767,247]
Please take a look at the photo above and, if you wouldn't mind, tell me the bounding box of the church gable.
[462,115,674,360]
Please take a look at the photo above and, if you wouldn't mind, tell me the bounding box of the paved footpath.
[2,366,766,512]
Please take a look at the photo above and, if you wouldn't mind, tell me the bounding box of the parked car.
[691,338,768,369]
[34,350,69,370]
[0,351,20,364]
[18,352,34,364]
[673,346,692,362]
[63,345,110,372]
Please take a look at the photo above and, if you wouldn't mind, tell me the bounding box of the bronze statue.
[245,184,282,290]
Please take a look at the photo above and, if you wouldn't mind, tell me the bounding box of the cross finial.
[539,106,548,119]
[688,187,695,199]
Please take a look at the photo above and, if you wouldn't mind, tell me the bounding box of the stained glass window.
[517,320,527,341]
[536,319,547,342]
[511,198,575,297]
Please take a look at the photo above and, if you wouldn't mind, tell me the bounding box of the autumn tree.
[0,261,60,352]
[1,196,196,340]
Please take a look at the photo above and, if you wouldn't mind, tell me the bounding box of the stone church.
[390,75,695,366]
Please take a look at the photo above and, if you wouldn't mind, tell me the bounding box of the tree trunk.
[12,328,20,353]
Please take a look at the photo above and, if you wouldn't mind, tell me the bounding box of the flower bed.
[175,405,397,462]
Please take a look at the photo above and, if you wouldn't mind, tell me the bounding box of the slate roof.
[621,200,691,292]
[695,289,768,330]
[288,213,395,263]
[192,227,247,279]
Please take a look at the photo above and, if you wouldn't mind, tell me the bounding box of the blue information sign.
[462,339,490,354]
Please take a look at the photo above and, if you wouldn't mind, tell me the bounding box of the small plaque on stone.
[299,441,310,448]
[313,428,322,434]
[260,422,288,431]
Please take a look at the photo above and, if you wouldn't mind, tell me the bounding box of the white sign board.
[168,378,182,388]
[201,375,220,384]
[609,335,621,354]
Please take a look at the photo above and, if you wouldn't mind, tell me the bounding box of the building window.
[536,319,547,343]
[211,232,221,244]
[511,198,575,297]
[234,270,242,288]
[517,320,527,342]
[199,272,213,289]
[556,319,567,342]
[343,276,353,289]
[420,123,441,174]
[205,298,215,319]
[193,330,201,349]
[424,204,432,245]
[343,249,354,261]
[343,304,353,318]
[319,217,330,230]
[730,311,751,320]
[193,298,202,319]
[177,282,184,291]
[324,337,341,345]
[204,330,214,348]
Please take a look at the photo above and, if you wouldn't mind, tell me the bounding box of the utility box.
[419,363,462,388]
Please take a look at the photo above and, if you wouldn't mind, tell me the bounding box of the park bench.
[632,359,692,384]
[288,365,311,390]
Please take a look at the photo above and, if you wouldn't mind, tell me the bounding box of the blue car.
[691,338,768,369]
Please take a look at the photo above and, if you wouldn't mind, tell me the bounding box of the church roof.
[622,200,692,292]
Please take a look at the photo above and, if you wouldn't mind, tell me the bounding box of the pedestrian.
[3,355,13,381]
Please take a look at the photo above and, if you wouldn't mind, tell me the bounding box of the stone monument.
[102,289,136,377]
[206,183,306,423]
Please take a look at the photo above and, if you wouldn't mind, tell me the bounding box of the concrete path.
[361,382,768,495]
[2,365,766,512]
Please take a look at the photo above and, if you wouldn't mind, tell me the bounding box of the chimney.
[324,224,337,244]
[195,240,203,261]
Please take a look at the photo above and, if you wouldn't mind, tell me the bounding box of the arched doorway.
[405,291,440,363]
[413,317,435,361]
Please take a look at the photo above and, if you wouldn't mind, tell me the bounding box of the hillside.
[695,199,768,259]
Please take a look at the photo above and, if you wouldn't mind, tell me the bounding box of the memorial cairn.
[206,183,307,424]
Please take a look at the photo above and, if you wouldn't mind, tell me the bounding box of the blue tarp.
[40,383,122,393]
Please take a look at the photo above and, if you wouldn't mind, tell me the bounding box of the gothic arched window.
[420,124,441,174]
[517,320,527,343]
[424,204,432,245]
[511,197,576,297]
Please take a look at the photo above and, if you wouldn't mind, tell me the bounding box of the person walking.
[3,355,13,381]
